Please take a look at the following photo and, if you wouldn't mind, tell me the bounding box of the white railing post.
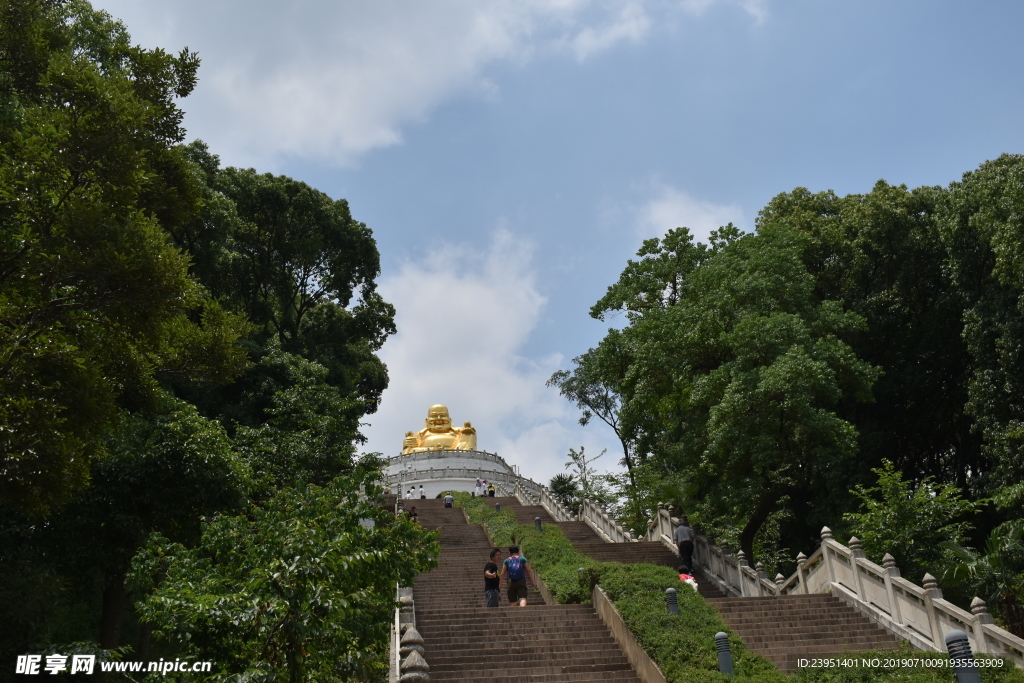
[848,536,868,603]
[921,573,945,650]
[881,553,902,626]
[971,597,993,655]
[796,552,807,595]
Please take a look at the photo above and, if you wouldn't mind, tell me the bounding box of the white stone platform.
[385,449,519,498]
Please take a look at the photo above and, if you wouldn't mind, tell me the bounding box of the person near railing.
[674,515,695,572]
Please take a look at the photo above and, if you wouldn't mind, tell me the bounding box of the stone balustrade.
[644,507,1024,666]
[391,584,430,682]
[535,484,576,522]
[579,498,637,543]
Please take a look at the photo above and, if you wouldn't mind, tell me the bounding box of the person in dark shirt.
[674,515,694,572]
[408,506,419,524]
[484,548,502,607]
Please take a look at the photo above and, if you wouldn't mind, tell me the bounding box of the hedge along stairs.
[494,496,903,673]
[409,497,643,682]
[500,498,725,600]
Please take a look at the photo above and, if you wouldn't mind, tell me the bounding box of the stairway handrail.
[579,497,636,543]
[644,507,1024,666]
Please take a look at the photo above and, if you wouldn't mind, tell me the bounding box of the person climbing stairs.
[409,498,643,682]
[496,497,902,671]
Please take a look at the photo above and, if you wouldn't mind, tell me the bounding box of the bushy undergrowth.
[453,494,1024,682]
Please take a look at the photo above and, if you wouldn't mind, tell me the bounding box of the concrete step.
[708,594,900,670]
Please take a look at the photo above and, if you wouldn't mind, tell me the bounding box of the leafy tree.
[939,155,1024,488]
[129,465,437,683]
[166,146,396,428]
[760,182,982,492]
[548,335,638,504]
[0,0,248,515]
[564,446,614,508]
[233,345,364,499]
[593,224,878,560]
[843,460,976,582]
[49,397,250,649]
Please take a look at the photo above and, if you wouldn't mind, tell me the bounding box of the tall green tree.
[0,0,248,515]
[939,155,1024,487]
[588,225,879,560]
[759,181,982,490]
[166,145,396,430]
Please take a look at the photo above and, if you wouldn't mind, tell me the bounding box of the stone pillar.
[821,527,837,586]
[971,597,993,655]
[881,553,902,626]
[796,552,808,595]
[399,650,429,682]
[848,537,867,601]
[922,573,944,650]
[736,551,749,597]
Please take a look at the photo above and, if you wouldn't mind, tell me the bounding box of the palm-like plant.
[549,473,580,512]
[941,519,1024,636]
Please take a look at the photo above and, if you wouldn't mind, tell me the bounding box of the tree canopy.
[0,2,423,676]
[561,156,1024,630]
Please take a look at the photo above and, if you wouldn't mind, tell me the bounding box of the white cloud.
[572,2,652,61]
[94,0,767,168]
[637,183,745,244]
[361,229,623,485]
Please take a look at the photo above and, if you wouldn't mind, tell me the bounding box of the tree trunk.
[99,574,126,650]
[739,497,776,563]
[618,437,643,524]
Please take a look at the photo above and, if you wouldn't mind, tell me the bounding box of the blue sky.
[95,0,1024,484]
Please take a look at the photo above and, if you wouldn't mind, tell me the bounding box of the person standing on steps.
[474,479,482,497]
[484,548,502,608]
[419,484,426,499]
[487,482,495,497]
[675,515,695,573]
[443,492,454,508]
[501,545,535,607]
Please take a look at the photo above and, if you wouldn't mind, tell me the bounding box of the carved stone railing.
[494,481,514,497]
[644,508,1024,666]
[536,484,576,522]
[579,498,637,543]
[391,585,430,681]
[387,467,522,489]
[779,529,1024,665]
[387,449,514,474]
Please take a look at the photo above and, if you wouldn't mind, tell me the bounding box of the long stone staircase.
[406,495,905,677]
[410,498,643,682]
[706,594,901,670]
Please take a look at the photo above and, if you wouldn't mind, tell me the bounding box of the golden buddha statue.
[401,404,477,454]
